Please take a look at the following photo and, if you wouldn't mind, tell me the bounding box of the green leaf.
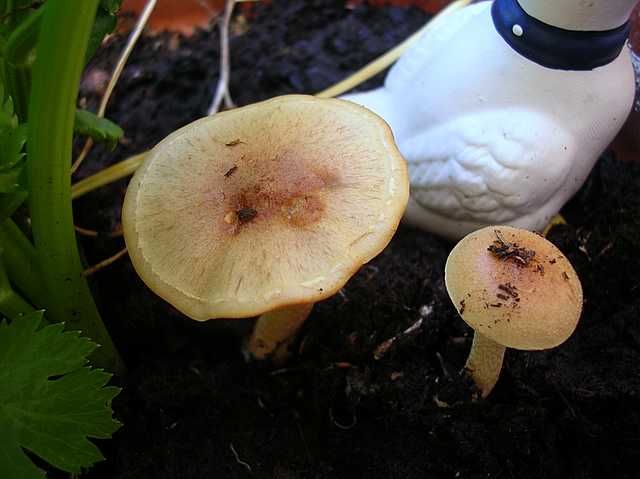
[3,7,43,120]
[0,123,27,193]
[1,34,28,194]
[0,107,14,130]
[0,252,35,319]
[0,1,44,31]
[0,165,22,192]
[0,122,27,169]
[74,109,123,149]
[99,0,121,15]
[0,312,121,477]
[85,2,120,64]
[0,85,27,196]
[0,191,27,221]
[0,84,18,129]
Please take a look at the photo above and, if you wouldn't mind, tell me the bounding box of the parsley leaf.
[0,85,28,218]
[0,312,121,478]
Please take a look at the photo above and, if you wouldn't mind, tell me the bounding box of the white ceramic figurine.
[344,0,638,240]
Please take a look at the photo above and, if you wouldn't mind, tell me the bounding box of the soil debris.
[237,207,257,223]
[498,283,518,298]
[488,229,536,266]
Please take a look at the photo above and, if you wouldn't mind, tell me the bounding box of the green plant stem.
[0,260,35,320]
[0,218,44,305]
[27,0,124,374]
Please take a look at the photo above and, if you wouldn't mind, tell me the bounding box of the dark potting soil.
[73,1,640,478]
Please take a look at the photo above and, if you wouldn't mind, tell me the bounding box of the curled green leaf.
[74,109,123,150]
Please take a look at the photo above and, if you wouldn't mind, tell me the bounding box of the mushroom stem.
[245,303,314,362]
[464,332,507,398]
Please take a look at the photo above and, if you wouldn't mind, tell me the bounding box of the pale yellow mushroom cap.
[122,95,409,320]
[445,226,583,350]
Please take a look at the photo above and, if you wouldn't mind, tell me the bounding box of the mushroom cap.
[444,226,583,350]
[122,95,409,320]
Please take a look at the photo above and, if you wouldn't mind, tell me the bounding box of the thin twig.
[72,139,96,175]
[83,246,128,277]
[71,0,158,175]
[71,152,147,200]
[294,411,313,462]
[75,225,100,237]
[75,225,123,238]
[329,408,357,431]
[207,0,237,115]
[196,0,217,16]
[229,443,252,472]
[373,305,432,360]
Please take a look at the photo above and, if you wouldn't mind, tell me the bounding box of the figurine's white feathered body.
[344,0,637,239]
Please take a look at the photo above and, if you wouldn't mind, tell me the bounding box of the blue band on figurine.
[492,0,631,71]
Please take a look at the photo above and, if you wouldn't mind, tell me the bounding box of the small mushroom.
[122,95,409,362]
[444,225,583,398]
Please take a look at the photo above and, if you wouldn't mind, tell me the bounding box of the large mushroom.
[122,95,409,361]
[444,226,583,398]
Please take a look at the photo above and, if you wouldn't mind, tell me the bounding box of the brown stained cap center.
[281,195,324,227]
[220,155,337,232]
